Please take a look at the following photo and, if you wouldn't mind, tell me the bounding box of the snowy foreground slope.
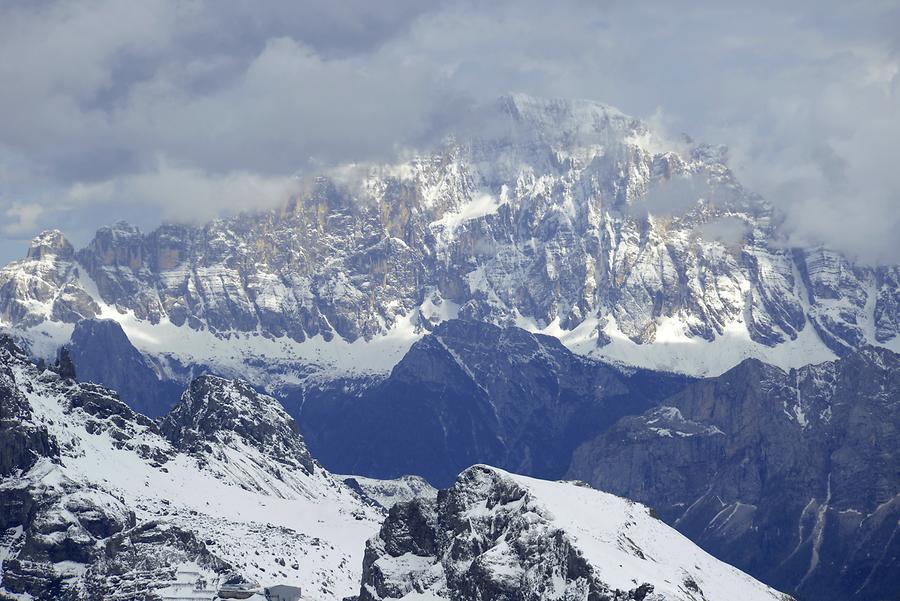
[0,336,382,600]
[359,465,791,601]
[0,334,793,600]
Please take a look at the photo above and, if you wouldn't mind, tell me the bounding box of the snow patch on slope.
[430,192,506,249]
[518,312,837,377]
[506,469,785,601]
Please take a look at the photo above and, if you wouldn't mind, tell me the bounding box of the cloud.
[694,216,751,248]
[630,175,714,219]
[0,0,897,264]
[1,203,45,237]
[67,159,302,222]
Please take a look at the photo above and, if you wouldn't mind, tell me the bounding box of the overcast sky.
[0,0,897,265]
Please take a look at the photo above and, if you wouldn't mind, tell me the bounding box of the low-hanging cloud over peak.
[0,0,897,265]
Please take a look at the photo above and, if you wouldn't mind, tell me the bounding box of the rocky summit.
[160,374,316,475]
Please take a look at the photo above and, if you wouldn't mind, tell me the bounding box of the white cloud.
[68,159,303,223]
[1,203,45,236]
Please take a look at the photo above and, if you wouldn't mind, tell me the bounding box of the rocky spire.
[25,230,74,260]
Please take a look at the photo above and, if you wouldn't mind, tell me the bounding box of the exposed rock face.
[0,230,99,329]
[340,475,438,510]
[0,338,59,477]
[1,461,231,601]
[68,319,184,417]
[0,337,213,600]
[358,465,789,601]
[160,374,315,474]
[0,337,382,600]
[299,320,690,486]
[567,347,900,601]
[796,248,881,354]
[0,95,896,380]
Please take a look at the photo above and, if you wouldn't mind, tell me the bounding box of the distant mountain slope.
[567,346,900,601]
[298,319,690,487]
[1,95,897,383]
[358,465,790,601]
[0,335,382,600]
[68,318,184,416]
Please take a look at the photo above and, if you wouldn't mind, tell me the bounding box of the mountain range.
[0,94,897,601]
[2,95,897,386]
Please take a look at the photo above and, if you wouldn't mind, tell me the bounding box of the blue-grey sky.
[0,0,897,264]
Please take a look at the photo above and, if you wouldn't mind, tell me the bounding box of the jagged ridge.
[0,336,382,600]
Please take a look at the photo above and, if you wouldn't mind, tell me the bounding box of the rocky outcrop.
[0,337,382,600]
[160,374,316,474]
[299,320,690,486]
[0,459,229,601]
[0,338,59,477]
[567,347,900,601]
[1,459,235,601]
[358,465,789,601]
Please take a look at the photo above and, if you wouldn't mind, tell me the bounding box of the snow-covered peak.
[159,374,315,473]
[25,229,74,260]
[0,93,896,382]
[359,464,790,600]
[497,93,645,143]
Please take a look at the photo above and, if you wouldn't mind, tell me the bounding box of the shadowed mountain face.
[298,319,690,487]
[567,346,900,601]
[67,319,185,417]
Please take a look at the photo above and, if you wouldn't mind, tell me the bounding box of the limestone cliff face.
[567,346,900,601]
[0,96,895,375]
